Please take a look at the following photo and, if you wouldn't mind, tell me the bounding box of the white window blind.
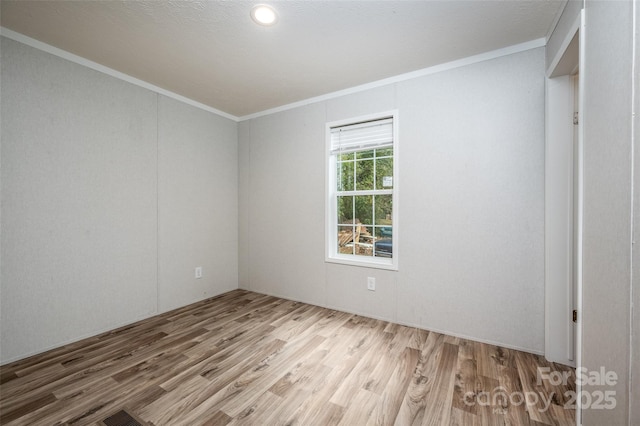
[330,117,393,154]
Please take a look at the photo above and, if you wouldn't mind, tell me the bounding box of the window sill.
[325,255,398,271]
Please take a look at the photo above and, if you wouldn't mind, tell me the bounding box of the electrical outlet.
[367,277,375,291]
[195,267,203,279]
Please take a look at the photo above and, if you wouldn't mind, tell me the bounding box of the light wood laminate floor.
[0,290,575,425]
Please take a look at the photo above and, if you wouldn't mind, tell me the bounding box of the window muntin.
[326,112,398,269]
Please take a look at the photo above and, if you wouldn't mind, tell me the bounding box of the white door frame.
[544,8,585,425]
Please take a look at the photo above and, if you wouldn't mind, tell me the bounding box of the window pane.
[376,147,393,158]
[374,194,392,225]
[374,225,393,238]
[375,157,393,189]
[337,196,354,224]
[354,195,373,224]
[373,230,392,258]
[356,149,374,159]
[338,225,355,255]
[355,243,374,257]
[355,159,374,191]
[338,161,354,191]
[339,152,354,161]
[328,115,396,266]
[354,223,374,257]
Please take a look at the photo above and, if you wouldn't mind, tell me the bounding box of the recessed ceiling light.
[250,4,278,26]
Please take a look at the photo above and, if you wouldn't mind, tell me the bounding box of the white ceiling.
[1,1,565,118]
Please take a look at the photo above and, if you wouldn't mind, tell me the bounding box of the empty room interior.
[0,1,638,425]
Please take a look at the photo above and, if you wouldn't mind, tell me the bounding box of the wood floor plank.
[498,364,530,425]
[515,352,559,425]
[364,331,407,395]
[370,346,420,426]
[159,323,277,391]
[394,331,445,426]
[475,375,503,426]
[218,334,327,418]
[140,338,288,424]
[257,362,333,425]
[225,390,282,426]
[49,328,208,400]
[289,400,346,426]
[329,327,394,407]
[4,376,121,425]
[141,375,214,425]
[0,290,576,426]
[407,328,430,351]
[420,342,459,425]
[201,409,233,426]
[281,356,360,425]
[449,406,479,426]
[267,346,329,398]
[451,339,479,416]
[0,392,57,424]
[337,388,380,426]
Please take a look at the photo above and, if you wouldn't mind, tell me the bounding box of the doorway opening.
[544,9,584,426]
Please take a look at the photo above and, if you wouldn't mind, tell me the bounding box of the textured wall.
[246,103,328,306]
[395,49,545,352]
[581,1,634,424]
[0,37,238,363]
[239,48,546,353]
[157,96,238,312]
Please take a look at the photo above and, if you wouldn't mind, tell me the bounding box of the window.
[326,111,398,270]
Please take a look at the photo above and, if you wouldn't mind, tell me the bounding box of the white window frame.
[325,110,399,270]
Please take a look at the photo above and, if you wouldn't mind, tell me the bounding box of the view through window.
[336,147,393,257]
[327,113,397,269]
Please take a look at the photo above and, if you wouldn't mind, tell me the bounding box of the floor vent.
[100,409,145,426]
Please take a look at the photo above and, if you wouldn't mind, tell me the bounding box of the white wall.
[581,0,634,423]
[157,96,237,312]
[239,48,546,353]
[245,103,328,306]
[0,37,238,364]
[238,120,250,291]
